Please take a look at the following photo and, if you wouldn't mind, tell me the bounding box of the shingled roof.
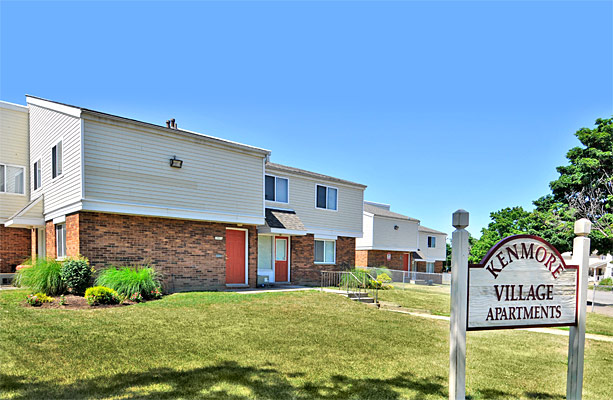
[363,203,419,222]
[265,208,307,232]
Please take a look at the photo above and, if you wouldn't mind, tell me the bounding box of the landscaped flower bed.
[15,257,164,309]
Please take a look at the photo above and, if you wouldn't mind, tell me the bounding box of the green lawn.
[1,288,612,399]
[379,284,613,337]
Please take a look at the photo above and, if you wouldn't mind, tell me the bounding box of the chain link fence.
[359,266,450,288]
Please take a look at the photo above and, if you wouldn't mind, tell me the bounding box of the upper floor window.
[265,175,288,203]
[52,140,62,179]
[33,160,41,190]
[316,185,337,210]
[0,164,25,194]
[427,236,436,248]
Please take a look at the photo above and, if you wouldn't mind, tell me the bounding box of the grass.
[379,284,613,337]
[1,288,612,399]
[95,265,161,298]
[13,258,65,295]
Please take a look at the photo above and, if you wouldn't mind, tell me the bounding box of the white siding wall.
[83,116,265,221]
[419,232,447,261]
[29,104,82,216]
[265,167,364,237]
[355,214,374,248]
[0,104,29,221]
[371,216,419,251]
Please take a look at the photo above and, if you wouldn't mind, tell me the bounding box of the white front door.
[257,235,275,282]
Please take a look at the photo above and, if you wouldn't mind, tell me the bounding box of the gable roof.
[363,203,419,222]
[25,95,270,156]
[266,162,366,189]
[418,225,447,236]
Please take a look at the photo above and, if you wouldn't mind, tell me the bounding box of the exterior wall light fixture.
[169,156,183,168]
[394,225,399,230]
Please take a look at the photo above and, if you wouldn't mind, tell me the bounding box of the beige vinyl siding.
[0,105,29,221]
[371,216,419,251]
[355,214,374,249]
[419,232,447,261]
[83,116,265,219]
[29,104,82,215]
[265,166,364,236]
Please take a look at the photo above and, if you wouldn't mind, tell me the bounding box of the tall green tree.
[550,117,613,254]
[469,118,612,261]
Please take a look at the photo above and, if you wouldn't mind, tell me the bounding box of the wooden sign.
[468,235,578,330]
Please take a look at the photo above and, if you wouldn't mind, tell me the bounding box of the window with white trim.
[265,175,288,203]
[56,223,66,258]
[316,185,337,210]
[52,141,62,179]
[426,262,435,273]
[0,164,25,194]
[314,239,335,264]
[33,160,41,190]
[427,236,436,248]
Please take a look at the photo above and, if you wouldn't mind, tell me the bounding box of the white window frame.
[51,139,63,180]
[0,163,26,196]
[314,239,336,264]
[426,262,435,273]
[33,159,42,191]
[314,184,338,211]
[56,223,67,259]
[427,236,436,248]
[265,174,289,203]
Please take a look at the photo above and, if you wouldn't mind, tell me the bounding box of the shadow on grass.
[2,360,447,399]
[1,360,561,399]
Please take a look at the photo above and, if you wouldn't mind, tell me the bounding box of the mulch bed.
[24,295,139,310]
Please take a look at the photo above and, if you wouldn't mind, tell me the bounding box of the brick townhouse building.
[355,201,447,273]
[0,96,366,291]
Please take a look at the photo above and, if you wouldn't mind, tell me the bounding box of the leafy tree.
[469,118,612,261]
[550,117,613,254]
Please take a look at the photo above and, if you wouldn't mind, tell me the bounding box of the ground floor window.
[426,262,435,273]
[56,223,66,258]
[314,239,335,264]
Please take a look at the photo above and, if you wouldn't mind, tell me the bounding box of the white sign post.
[567,219,591,400]
[449,210,469,400]
[449,210,591,400]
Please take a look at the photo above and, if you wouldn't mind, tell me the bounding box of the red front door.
[274,236,288,282]
[226,229,246,284]
[403,253,410,271]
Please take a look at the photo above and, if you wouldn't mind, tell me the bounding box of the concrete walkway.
[228,285,314,294]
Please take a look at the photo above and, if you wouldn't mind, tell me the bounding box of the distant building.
[355,201,447,273]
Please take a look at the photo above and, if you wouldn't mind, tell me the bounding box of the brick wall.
[46,221,55,258]
[66,214,80,257]
[359,250,409,270]
[67,212,257,292]
[355,250,368,267]
[415,260,444,273]
[290,235,355,285]
[0,226,31,273]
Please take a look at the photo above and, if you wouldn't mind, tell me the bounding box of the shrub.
[85,286,120,306]
[14,258,65,295]
[59,295,67,306]
[95,265,161,299]
[60,257,94,295]
[598,277,612,286]
[26,292,54,307]
[376,273,392,283]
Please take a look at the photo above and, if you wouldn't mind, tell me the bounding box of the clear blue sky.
[1,1,611,238]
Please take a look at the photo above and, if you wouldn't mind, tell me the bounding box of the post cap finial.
[574,218,591,236]
[452,209,469,229]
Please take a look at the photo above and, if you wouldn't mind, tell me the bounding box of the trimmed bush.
[95,265,162,299]
[60,257,94,295]
[14,258,65,296]
[26,292,54,307]
[376,273,392,283]
[598,277,612,286]
[85,286,120,306]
